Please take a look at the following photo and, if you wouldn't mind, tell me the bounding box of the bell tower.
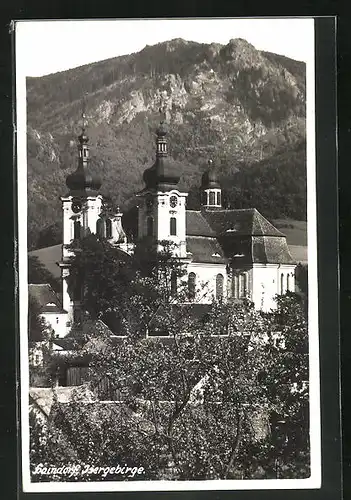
[59,109,103,324]
[201,160,222,209]
[137,109,187,258]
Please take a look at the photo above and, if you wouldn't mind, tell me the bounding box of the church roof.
[186,211,216,237]
[202,208,285,237]
[186,236,226,264]
[29,283,66,313]
[219,234,295,265]
[29,244,62,280]
[251,236,295,264]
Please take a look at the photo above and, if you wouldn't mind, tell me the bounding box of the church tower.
[59,112,102,324]
[137,114,188,258]
[201,160,222,209]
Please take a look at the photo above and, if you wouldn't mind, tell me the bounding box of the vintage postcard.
[15,17,327,494]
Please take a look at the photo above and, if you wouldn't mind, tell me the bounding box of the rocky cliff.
[26,37,306,249]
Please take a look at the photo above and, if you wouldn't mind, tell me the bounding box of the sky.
[15,18,314,77]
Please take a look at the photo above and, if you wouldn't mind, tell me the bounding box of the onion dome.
[201,160,221,189]
[66,114,102,196]
[142,120,180,191]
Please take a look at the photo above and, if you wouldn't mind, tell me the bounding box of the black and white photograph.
[16,17,320,492]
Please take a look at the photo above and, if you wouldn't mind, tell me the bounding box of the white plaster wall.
[184,262,227,303]
[138,190,188,258]
[61,268,72,321]
[156,191,187,256]
[61,197,72,248]
[85,196,103,235]
[277,265,296,295]
[61,195,103,249]
[251,264,296,312]
[41,312,70,338]
[61,195,102,326]
[251,265,278,312]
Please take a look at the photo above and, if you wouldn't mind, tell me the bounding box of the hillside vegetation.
[26,37,306,250]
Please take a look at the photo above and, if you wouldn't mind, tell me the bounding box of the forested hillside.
[26,37,306,250]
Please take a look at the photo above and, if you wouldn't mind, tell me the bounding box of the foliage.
[28,296,57,387]
[66,235,188,334]
[30,236,310,481]
[295,263,308,297]
[28,255,60,293]
[222,140,306,219]
[28,294,48,342]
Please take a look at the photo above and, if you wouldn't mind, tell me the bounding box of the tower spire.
[65,96,102,195]
[81,95,88,134]
[156,98,168,158]
[78,97,89,169]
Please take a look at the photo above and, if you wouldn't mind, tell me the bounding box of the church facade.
[57,116,296,332]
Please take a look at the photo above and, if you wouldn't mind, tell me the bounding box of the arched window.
[170,271,177,297]
[216,273,224,300]
[188,272,196,301]
[209,191,216,205]
[280,273,284,294]
[74,220,81,240]
[147,216,154,237]
[232,275,238,298]
[170,217,177,236]
[96,218,105,238]
[106,218,112,239]
[239,273,247,298]
[216,191,221,206]
[286,273,290,292]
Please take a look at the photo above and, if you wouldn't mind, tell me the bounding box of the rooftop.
[28,283,66,313]
[202,208,285,237]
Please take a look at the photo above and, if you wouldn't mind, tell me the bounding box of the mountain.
[26,37,306,250]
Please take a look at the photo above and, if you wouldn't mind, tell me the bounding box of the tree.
[37,222,62,249]
[28,294,48,343]
[240,292,309,479]
[30,235,309,481]
[66,235,187,335]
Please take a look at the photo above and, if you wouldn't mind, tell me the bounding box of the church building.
[54,114,296,334]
